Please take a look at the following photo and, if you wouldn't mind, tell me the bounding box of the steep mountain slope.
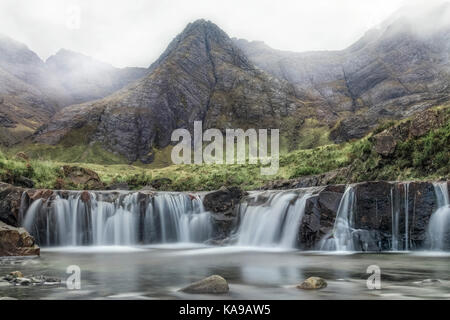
[45,49,148,105]
[0,35,148,146]
[0,35,61,146]
[35,20,330,163]
[235,3,450,142]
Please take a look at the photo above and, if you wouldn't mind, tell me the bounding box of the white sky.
[0,0,443,68]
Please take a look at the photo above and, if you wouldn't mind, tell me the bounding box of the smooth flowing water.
[428,182,450,250]
[320,186,356,251]
[22,192,212,246]
[235,190,311,248]
[1,248,449,300]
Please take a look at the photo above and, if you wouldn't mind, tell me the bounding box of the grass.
[1,105,449,191]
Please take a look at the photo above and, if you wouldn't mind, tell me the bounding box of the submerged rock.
[414,279,442,286]
[180,275,229,294]
[297,277,328,290]
[14,277,31,286]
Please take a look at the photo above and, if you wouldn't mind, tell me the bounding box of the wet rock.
[14,277,31,286]
[0,221,40,256]
[62,165,104,190]
[297,277,328,290]
[299,185,346,249]
[204,187,245,240]
[204,187,245,214]
[30,275,61,285]
[414,279,442,286]
[80,191,91,203]
[180,275,229,294]
[27,189,54,201]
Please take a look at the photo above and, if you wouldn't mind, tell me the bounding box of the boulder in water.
[297,277,327,290]
[180,275,229,294]
[13,277,31,286]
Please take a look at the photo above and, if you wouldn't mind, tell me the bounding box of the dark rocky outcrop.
[0,183,25,227]
[203,187,246,240]
[0,221,40,256]
[299,185,346,250]
[297,181,446,250]
[372,107,450,157]
[62,165,104,190]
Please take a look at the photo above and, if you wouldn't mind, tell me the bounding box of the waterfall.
[22,191,212,246]
[427,182,450,250]
[404,183,410,250]
[391,187,399,251]
[235,190,311,248]
[320,186,356,251]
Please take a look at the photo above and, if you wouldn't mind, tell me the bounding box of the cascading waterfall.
[404,183,410,251]
[22,191,212,246]
[235,190,311,248]
[319,186,356,251]
[391,187,399,251]
[427,182,450,250]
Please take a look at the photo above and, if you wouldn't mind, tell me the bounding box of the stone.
[414,279,442,286]
[9,271,23,278]
[203,187,245,239]
[0,183,25,226]
[297,277,328,290]
[15,152,30,161]
[13,176,34,188]
[0,297,18,300]
[14,277,31,286]
[180,275,229,294]
[0,221,40,256]
[373,132,397,156]
[62,165,104,190]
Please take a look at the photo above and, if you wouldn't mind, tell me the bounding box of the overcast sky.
[0,0,444,68]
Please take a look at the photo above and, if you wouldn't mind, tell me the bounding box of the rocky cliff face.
[35,20,328,163]
[235,3,450,142]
